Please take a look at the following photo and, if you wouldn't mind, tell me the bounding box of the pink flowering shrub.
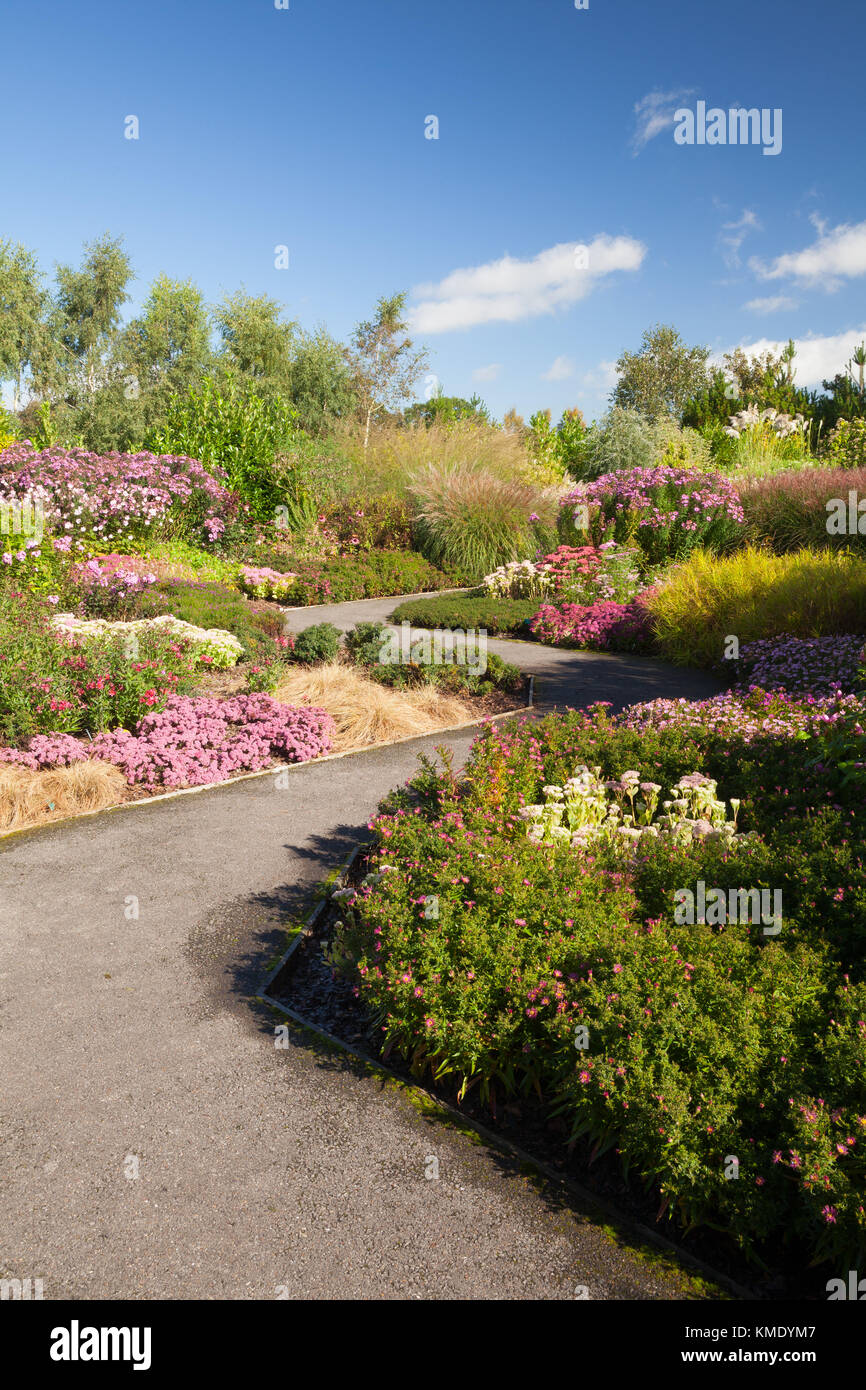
[0,589,199,744]
[530,594,657,653]
[0,693,333,788]
[560,466,745,565]
[0,443,238,547]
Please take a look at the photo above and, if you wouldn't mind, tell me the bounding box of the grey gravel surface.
[0,599,725,1300]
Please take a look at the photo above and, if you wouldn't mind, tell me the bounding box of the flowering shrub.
[0,443,237,547]
[728,634,866,696]
[331,702,866,1266]
[561,466,745,565]
[0,533,80,602]
[0,590,200,744]
[0,693,333,788]
[238,564,298,601]
[74,556,158,619]
[529,596,657,653]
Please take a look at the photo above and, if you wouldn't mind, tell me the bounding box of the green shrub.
[268,550,461,605]
[145,376,310,519]
[647,547,866,667]
[389,593,538,636]
[345,620,523,696]
[291,622,341,664]
[824,417,866,471]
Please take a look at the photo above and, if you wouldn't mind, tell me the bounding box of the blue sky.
[3,0,865,422]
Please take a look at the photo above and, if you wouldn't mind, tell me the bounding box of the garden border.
[257,847,758,1304]
[0,677,534,843]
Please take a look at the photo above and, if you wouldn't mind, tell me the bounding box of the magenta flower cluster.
[530,597,656,653]
[0,694,334,788]
[730,633,866,696]
[561,466,745,564]
[0,443,237,546]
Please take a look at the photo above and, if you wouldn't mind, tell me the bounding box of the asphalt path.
[0,596,724,1300]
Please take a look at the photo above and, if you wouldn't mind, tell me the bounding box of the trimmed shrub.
[389,594,539,636]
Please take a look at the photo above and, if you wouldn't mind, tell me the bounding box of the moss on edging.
[258,994,742,1302]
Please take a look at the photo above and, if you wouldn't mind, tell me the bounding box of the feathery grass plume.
[647,546,866,667]
[0,760,127,832]
[330,418,563,494]
[740,465,866,553]
[408,458,560,581]
[271,661,473,751]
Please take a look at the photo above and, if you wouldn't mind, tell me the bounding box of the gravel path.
[0,596,724,1300]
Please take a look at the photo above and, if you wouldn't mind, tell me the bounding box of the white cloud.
[580,360,619,395]
[719,208,761,269]
[750,219,866,291]
[471,363,501,382]
[743,295,798,314]
[542,355,575,382]
[715,326,866,387]
[631,89,696,154]
[409,236,646,334]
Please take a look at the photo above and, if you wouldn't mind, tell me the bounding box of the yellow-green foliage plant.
[647,546,866,667]
[330,417,561,495]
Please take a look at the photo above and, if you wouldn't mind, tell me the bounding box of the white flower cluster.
[518,767,753,851]
[724,405,807,440]
[481,559,554,601]
[51,613,245,668]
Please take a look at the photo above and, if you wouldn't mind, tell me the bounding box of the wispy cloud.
[471,363,501,382]
[630,89,695,155]
[409,236,646,334]
[718,208,761,269]
[743,295,798,314]
[750,218,866,291]
[541,355,575,382]
[716,327,866,386]
[581,360,619,396]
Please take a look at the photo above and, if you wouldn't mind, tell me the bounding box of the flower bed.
[328,698,866,1268]
[529,596,657,653]
[0,443,237,547]
[727,633,866,696]
[0,693,333,789]
[51,613,245,669]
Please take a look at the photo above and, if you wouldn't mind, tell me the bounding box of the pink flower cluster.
[0,443,237,546]
[530,597,656,652]
[0,694,334,788]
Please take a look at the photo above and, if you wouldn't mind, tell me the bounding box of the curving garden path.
[0,598,725,1301]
